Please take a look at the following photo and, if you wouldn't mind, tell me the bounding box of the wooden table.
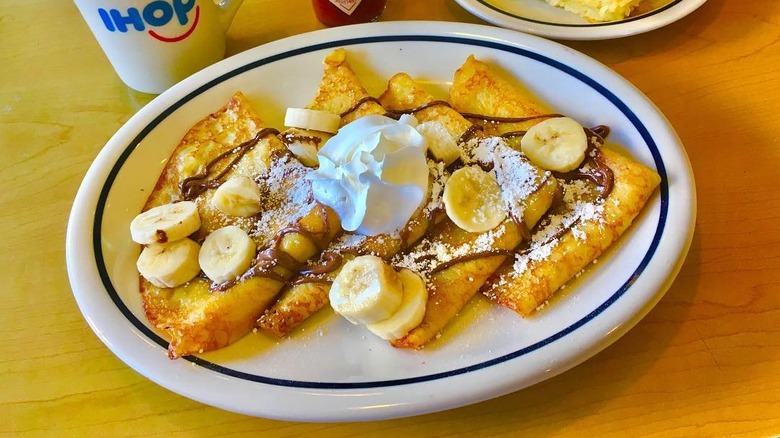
[2,0,779,435]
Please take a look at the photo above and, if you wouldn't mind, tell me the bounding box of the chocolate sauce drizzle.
[212,208,334,291]
[289,250,343,287]
[179,128,280,200]
[340,96,383,118]
[279,110,612,282]
[517,217,582,258]
[300,250,343,276]
[155,229,168,244]
[460,112,564,124]
[552,126,614,199]
[384,100,563,127]
[430,249,516,275]
[458,124,484,145]
[500,130,527,139]
[279,131,323,147]
[200,102,615,292]
[384,100,454,119]
[387,106,611,275]
[176,127,338,291]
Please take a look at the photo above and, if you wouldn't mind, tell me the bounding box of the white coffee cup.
[74,0,244,94]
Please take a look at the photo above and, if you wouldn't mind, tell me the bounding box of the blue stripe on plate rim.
[91,34,669,390]
[473,0,684,27]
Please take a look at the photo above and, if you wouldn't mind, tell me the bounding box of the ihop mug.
[73,0,244,94]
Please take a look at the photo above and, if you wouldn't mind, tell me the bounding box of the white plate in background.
[66,21,695,422]
[455,0,707,40]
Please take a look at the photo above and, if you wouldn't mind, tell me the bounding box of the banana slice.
[211,176,262,217]
[366,269,427,341]
[130,201,201,245]
[520,117,588,172]
[416,121,461,165]
[286,139,319,167]
[329,255,404,325]
[284,108,341,134]
[198,225,256,284]
[443,166,507,233]
[137,238,201,288]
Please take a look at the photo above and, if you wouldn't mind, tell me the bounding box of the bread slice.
[139,92,341,358]
[543,0,645,22]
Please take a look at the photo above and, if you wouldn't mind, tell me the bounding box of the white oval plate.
[66,21,695,422]
[455,0,707,40]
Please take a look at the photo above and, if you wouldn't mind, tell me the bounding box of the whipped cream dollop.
[309,114,429,236]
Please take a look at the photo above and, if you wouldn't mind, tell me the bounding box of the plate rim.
[453,0,708,40]
[66,21,696,421]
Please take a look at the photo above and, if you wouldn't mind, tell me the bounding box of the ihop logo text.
[98,0,201,42]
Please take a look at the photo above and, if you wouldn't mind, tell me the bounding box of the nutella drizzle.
[279,131,323,147]
[211,207,334,291]
[458,124,484,145]
[155,229,168,244]
[591,124,610,139]
[291,276,334,287]
[300,251,343,276]
[510,215,533,241]
[388,113,611,275]
[203,106,615,292]
[180,127,280,200]
[552,127,615,199]
[265,147,296,166]
[291,244,377,286]
[517,218,582,258]
[500,130,527,139]
[186,130,316,288]
[430,249,516,275]
[339,96,383,118]
[460,112,563,124]
[384,100,453,119]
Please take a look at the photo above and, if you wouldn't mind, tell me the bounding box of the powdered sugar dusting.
[251,154,315,245]
[390,136,551,279]
[424,160,449,217]
[462,137,546,223]
[392,225,506,280]
[506,178,605,279]
[330,233,371,253]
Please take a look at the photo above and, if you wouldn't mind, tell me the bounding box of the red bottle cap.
[312,0,387,27]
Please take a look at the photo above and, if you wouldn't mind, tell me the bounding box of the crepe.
[139,92,341,359]
[482,147,661,314]
[258,51,434,337]
[255,51,660,351]
[381,72,557,349]
[449,55,661,315]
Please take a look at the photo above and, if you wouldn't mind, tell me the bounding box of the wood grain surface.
[1,0,779,436]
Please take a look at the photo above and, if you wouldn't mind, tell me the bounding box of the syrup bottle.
[312,0,387,27]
